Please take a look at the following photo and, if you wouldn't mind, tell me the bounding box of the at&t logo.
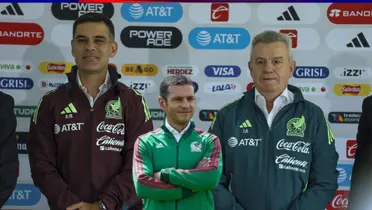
[121,3,183,22]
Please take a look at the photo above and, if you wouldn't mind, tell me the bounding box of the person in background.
[28,13,153,210]
[0,91,18,208]
[132,75,222,210]
[210,30,339,210]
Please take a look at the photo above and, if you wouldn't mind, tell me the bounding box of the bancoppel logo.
[189,3,250,24]
[121,64,158,76]
[204,82,242,95]
[51,3,114,20]
[54,123,84,134]
[246,82,255,91]
[40,80,65,89]
[14,106,36,117]
[189,27,250,50]
[38,62,73,74]
[326,29,372,51]
[163,65,199,76]
[293,83,327,96]
[0,77,33,90]
[193,81,199,93]
[279,29,297,48]
[4,184,41,206]
[326,190,349,210]
[334,67,372,79]
[0,3,44,19]
[328,112,361,124]
[204,65,241,78]
[333,84,371,96]
[121,3,183,23]
[123,80,157,94]
[211,3,229,22]
[346,140,357,159]
[16,132,29,154]
[328,3,372,24]
[293,66,329,79]
[121,26,182,49]
[0,22,44,45]
[337,164,352,187]
[0,61,32,72]
[257,4,320,25]
[228,136,262,148]
[150,109,165,121]
[199,109,218,121]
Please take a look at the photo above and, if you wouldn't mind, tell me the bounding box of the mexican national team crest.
[286,115,306,137]
[105,97,123,119]
[190,141,202,152]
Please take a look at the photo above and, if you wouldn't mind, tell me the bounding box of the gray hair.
[249,30,293,62]
[159,75,194,100]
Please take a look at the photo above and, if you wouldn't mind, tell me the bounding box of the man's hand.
[196,157,211,169]
[66,202,100,210]
[153,172,161,180]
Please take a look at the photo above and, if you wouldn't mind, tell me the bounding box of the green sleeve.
[133,137,193,201]
[160,135,223,191]
[288,110,339,210]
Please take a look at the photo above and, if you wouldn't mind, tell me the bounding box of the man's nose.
[84,40,95,51]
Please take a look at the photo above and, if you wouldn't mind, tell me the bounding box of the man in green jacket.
[132,75,223,210]
[210,30,339,210]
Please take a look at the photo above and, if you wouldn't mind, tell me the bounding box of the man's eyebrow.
[75,35,107,39]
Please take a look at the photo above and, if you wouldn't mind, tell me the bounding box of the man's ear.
[289,60,296,77]
[158,96,167,112]
[110,41,118,58]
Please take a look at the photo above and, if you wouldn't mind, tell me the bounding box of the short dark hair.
[73,13,115,40]
[160,75,194,100]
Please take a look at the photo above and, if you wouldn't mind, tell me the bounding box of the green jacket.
[209,85,339,210]
[132,121,223,210]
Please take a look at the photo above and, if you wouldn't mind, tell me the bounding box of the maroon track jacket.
[28,65,153,210]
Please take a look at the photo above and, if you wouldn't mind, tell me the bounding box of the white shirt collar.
[165,119,191,137]
[77,70,111,91]
[255,87,293,104]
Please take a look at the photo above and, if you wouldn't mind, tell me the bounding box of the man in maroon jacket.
[28,13,153,210]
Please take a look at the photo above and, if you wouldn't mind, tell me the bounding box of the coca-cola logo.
[346,140,357,159]
[276,139,311,154]
[96,121,125,135]
[327,190,349,210]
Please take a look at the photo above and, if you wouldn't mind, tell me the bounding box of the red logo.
[47,63,66,73]
[346,140,357,159]
[0,22,44,45]
[211,3,229,22]
[280,30,298,48]
[342,85,361,95]
[246,82,255,91]
[327,3,372,24]
[327,190,349,209]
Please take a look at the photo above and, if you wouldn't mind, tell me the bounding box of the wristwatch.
[98,200,107,210]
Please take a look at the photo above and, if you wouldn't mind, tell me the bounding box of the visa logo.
[121,3,183,23]
[293,66,329,79]
[204,65,241,77]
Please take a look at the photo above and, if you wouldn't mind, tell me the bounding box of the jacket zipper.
[90,107,94,200]
[175,142,179,210]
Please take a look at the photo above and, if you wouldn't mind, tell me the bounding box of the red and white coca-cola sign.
[327,190,349,209]
[346,140,357,159]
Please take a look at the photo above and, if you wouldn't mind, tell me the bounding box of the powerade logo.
[4,184,41,206]
[0,77,33,90]
[336,164,352,187]
[204,65,241,77]
[293,66,329,79]
[121,3,183,23]
[189,27,250,50]
[51,3,114,20]
[16,132,29,154]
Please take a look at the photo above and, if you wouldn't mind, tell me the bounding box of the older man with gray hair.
[209,30,339,210]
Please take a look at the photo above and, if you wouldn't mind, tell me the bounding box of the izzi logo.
[0,22,44,45]
[293,66,329,79]
[199,109,218,121]
[189,27,250,50]
[121,3,183,23]
[204,65,241,77]
[0,61,32,72]
[204,82,242,94]
[328,112,361,124]
[14,106,36,117]
[16,132,29,154]
[123,80,157,94]
[150,109,165,121]
[51,3,114,20]
[121,64,158,76]
[121,26,182,49]
[4,184,41,206]
[337,164,352,187]
[333,67,372,79]
[0,77,33,90]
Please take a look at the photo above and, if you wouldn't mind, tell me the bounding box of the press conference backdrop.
[0,2,369,209]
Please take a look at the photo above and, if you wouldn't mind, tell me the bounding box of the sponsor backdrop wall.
[0,2,368,210]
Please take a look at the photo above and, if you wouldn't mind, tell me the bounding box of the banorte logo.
[346,140,357,159]
[333,84,371,96]
[328,3,372,24]
[38,62,73,74]
[327,190,349,210]
[0,22,44,45]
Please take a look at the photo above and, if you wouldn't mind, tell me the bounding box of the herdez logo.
[326,190,349,210]
[150,109,165,121]
[121,3,183,23]
[204,65,241,78]
[121,26,182,49]
[333,67,372,79]
[0,22,44,45]
[16,132,29,154]
[333,84,371,96]
[293,66,329,79]
[0,77,33,90]
[328,112,361,124]
[39,62,73,74]
[4,184,41,206]
[121,64,158,76]
[163,65,199,76]
[51,3,114,20]
[0,61,32,72]
[199,109,218,121]
[328,3,372,24]
[14,106,36,117]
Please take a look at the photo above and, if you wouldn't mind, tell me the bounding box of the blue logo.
[336,164,353,187]
[293,66,329,79]
[188,27,250,50]
[0,77,33,90]
[4,184,41,206]
[192,81,199,93]
[121,3,183,23]
[205,65,241,78]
